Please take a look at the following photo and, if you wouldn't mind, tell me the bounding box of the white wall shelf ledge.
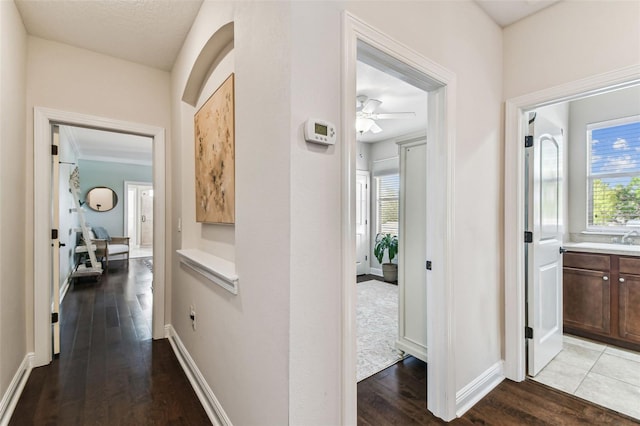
[177,249,238,295]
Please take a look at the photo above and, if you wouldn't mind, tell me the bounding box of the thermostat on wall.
[304,118,336,145]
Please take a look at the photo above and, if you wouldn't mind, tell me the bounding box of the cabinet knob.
[619,277,625,283]
[603,276,609,281]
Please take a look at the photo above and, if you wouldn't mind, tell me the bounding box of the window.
[588,116,640,228]
[376,174,399,235]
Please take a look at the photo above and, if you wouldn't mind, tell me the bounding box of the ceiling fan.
[356,95,416,134]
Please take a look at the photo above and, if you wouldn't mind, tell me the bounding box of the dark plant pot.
[382,263,398,283]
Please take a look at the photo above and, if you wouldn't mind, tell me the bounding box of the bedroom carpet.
[357,279,404,382]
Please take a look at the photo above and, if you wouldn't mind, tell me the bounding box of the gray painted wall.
[78,159,152,237]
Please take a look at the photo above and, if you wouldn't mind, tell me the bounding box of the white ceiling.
[357,61,428,143]
[15,0,203,71]
[60,126,152,166]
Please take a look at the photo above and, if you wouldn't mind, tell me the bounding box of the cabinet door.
[619,274,640,344]
[563,267,610,335]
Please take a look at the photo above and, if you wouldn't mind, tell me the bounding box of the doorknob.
[59,242,66,248]
[619,277,625,283]
[603,276,609,281]
[559,247,567,254]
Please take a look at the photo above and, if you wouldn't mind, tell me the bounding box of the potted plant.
[374,233,398,282]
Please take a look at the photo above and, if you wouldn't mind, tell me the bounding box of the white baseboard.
[0,353,34,426]
[395,340,427,363]
[165,325,232,426]
[369,267,383,277]
[455,361,504,417]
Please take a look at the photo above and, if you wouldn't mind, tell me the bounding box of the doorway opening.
[504,66,640,420]
[342,13,456,422]
[125,181,154,259]
[33,107,166,367]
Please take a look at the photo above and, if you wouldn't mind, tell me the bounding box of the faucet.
[621,229,638,245]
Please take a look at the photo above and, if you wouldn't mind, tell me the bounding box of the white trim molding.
[504,65,640,381]
[0,353,34,426]
[342,12,457,423]
[368,267,383,277]
[33,107,167,367]
[455,361,504,417]
[176,249,239,295]
[165,325,232,426]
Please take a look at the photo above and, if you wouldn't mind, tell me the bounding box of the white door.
[51,125,61,356]
[139,188,153,247]
[397,141,427,361]
[527,112,564,376]
[356,171,370,275]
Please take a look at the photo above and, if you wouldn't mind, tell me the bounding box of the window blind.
[377,174,399,235]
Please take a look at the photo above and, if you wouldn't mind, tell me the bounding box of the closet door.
[397,141,427,361]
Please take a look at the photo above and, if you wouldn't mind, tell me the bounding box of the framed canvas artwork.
[194,73,235,224]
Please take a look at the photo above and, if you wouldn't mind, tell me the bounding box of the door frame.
[33,107,167,367]
[503,65,640,381]
[341,12,457,422]
[124,181,153,247]
[355,170,370,275]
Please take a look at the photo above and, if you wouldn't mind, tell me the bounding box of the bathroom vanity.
[563,242,640,351]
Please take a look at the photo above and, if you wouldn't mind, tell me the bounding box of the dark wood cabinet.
[618,256,640,344]
[563,251,640,351]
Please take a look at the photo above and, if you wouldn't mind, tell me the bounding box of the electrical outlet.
[189,305,196,330]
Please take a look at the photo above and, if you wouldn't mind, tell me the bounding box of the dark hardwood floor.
[10,258,210,426]
[358,356,639,425]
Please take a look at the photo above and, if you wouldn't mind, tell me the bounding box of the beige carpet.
[357,280,405,381]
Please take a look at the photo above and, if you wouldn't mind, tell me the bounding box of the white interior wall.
[568,86,640,235]
[356,140,370,170]
[170,2,291,424]
[25,37,172,351]
[503,1,640,100]
[0,0,27,402]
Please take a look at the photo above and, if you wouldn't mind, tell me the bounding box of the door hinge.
[51,312,59,324]
[51,229,58,240]
[524,231,533,243]
[365,255,368,261]
[525,326,533,339]
[426,260,432,270]
[524,135,533,148]
[51,144,58,156]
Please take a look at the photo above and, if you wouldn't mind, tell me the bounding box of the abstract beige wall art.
[194,74,235,224]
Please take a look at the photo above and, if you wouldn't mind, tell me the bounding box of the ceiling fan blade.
[362,99,382,114]
[372,112,416,120]
[370,122,383,133]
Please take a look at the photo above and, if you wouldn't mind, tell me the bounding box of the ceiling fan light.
[370,122,383,133]
[356,118,375,133]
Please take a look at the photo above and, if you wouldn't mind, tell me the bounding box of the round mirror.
[85,187,118,212]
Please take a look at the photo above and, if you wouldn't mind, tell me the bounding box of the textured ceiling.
[15,0,203,71]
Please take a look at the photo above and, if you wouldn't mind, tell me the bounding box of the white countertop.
[563,242,640,257]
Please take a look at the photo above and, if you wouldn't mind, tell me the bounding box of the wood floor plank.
[9,259,210,426]
[358,356,640,425]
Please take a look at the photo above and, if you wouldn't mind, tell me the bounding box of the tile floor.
[130,245,153,258]
[531,334,640,420]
